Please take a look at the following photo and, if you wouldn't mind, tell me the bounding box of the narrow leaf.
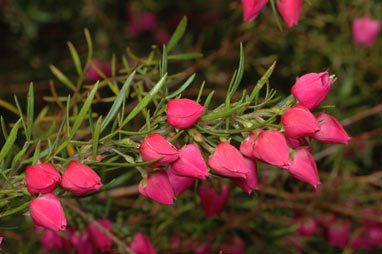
[0,118,22,163]
[229,43,245,98]
[167,16,187,52]
[92,116,102,161]
[49,64,76,91]
[168,53,203,60]
[120,74,167,128]
[26,83,34,140]
[249,61,276,103]
[100,71,136,133]
[67,42,82,75]
[70,82,99,139]
[166,73,196,99]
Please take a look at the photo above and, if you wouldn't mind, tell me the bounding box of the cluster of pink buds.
[26,161,103,231]
[34,218,122,253]
[242,0,304,27]
[137,70,351,218]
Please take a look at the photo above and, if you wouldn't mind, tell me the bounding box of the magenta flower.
[87,219,113,252]
[241,0,269,22]
[198,180,230,217]
[291,71,332,110]
[231,158,259,194]
[240,129,263,159]
[130,233,157,254]
[312,113,351,144]
[208,142,249,179]
[276,0,303,27]
[252,131,291,168]
[139,133,179,168]
[61,161,103,195]
[26,163,61,194]
[281,105,320,138]
[353,17,380,46]
[139,170,175,205]
[167,166,195,196]
[170,144,209,179]
[30,193,67,231]
[286,148,321,189]
[167,99,205,129]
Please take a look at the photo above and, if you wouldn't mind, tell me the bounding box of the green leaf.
[92,116,102,161]
[229,43,245,98]
[0,201,30,219]
[166,16,187,52]
[49,64,76,91]
[100,71,136,133]
[201,102,250,121]
[83,28,93,73]
[270,0,283,31]
[168,53,203,60]
[26,83,34,141]
[1,116,8,139]
[120,74,167,128]
[32,141,41,165]
[161,45,168,78]
[67,42,82,76]
[249,61,276,103]
[70,82,99,139]
[11,144,29,170]
[13,95,27,138]
[203,90,215,109]
[0,118,22,163]
[196,81,205,103]
[166,73,196,100]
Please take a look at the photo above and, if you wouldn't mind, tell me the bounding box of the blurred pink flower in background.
[87,59,113,82]
[353,17,380,46]
[199,180,230,217]
[130,232,157,254]
[296,217,318,236]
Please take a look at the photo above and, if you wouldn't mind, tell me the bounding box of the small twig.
[62,199,135,254]
[340,104,382,127]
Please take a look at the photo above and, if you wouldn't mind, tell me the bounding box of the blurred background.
[0,0,381,253]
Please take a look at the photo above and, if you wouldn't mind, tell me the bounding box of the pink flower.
[61,161,103,195]
[252,131,291,168]
[286,148,320,189]
[71,231,96,254]
[87,60,112,82]
[26,163,61,194]
[139,133,179,168]
[291,71,332,110]
[198,180,230,217]
[326,221,351,249]
[240,130,263,159]
[353,17,380,46]
[276,0,303,27]
[0,237,3,250]
[194,242,213,254]
[139,170,175,205]
[167,166,195,196]
[170,144,209,179]
[141,11,157,31]
[167,99,205,129]
[231,158,259,194]
[87,219,113,252]
[296,217,318,236]
[130,233,157,254]
[312,113,351,144]
[208,142,249,178]
[30,193,67,231]
[241,0,268,22]
[281,105,320,138]
[35,226,72,250]
[284,134,311,151]
[155,30,170,45]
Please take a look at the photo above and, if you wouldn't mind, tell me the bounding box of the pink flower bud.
[241,0,268,22]
[231,158,259,194]
[130,233,157,254]
[87,219,113,252]
[240,130,263,159]
[195,242,213,254]
[291,71,332,110]
[139,170,175,205]
[353,17,380,47]
[208,142,249,178]
[167,99,205,129]
[0,237,3,250]
[287,148,320,188]
[198,180,230,217]
[167,166,195,196]
[296,217,318,236]
[276,0,303,27]
[30,193,67,231]
[252,131,291,168]
[312,113,351,144]
[26,163,61,194]
[71,231,95,254]
[139,133,179,168]
[326,221,351,249]
[171,144,209,179]
[141,11,157,31]
[35,226,72,250]
[284,134,312,151]
[61,161,103,195]
[155,30,170,45]
[281,105,320,138]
